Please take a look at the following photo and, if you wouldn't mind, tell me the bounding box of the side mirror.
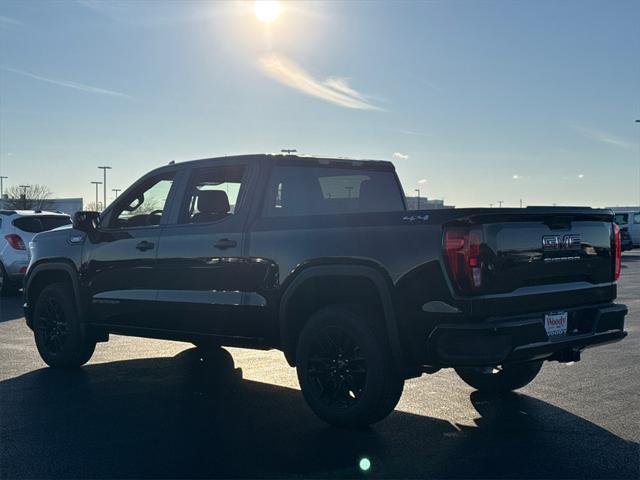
[72,211,100,233]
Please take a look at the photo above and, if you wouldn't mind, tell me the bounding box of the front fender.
[24,260,83,328]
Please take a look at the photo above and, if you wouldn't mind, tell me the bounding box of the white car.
[612,208,640,248]
[0,210,71,295]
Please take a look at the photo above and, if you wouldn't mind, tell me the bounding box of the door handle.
[214,238,237,250]
[135,240,155,252]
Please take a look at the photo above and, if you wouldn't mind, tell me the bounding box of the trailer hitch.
[551,347,583,363]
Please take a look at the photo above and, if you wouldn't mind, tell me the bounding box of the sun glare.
[255,0,280,23]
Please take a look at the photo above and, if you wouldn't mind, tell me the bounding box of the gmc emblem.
[542,234,581,250]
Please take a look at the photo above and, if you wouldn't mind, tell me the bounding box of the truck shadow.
[0,347,636,479]
[0,295,25,323]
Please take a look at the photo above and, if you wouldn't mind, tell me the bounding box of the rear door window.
[13,216,71,233]
[178,165,246,224]
[264,165,404,216]
[614,213,629,225]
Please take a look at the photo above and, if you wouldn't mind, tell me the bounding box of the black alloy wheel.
[306,324,368,409]
[455,360,544,393]
[36,296,69,355]
[33,283,96,368]
[296,305,404,428]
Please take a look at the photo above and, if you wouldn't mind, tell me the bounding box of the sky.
[1,0,639,208]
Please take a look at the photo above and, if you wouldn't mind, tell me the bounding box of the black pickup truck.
[24,154,627,427]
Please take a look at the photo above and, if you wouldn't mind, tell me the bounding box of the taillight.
[444,227,483,294]
[613,223,621,281]
[4,234,26,251]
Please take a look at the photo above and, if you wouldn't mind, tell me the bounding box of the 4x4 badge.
[403,214,429,222]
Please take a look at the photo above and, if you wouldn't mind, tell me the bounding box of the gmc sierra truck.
[24,154,627,427]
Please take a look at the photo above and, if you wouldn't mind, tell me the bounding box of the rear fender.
[279,263,414,377]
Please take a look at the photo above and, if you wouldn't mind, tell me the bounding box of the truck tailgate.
[485,219,612,291]
[440,208,618,314]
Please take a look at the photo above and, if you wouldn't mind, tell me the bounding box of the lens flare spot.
[255,1,280,23]
[359,457,371,472]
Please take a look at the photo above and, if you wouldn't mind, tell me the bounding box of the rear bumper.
[3,259,27,283]
[425,303,627,367]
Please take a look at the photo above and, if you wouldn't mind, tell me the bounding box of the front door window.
[110,173,175,228]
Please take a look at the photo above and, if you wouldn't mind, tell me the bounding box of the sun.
[254,0,280,23]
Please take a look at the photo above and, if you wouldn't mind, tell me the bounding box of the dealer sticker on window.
[545,311,568,337]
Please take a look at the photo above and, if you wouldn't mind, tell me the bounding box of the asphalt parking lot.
[1,253,638,479]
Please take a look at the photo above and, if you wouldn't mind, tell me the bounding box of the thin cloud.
[324,77,368,102]
[418,178,427,184]
[512,174,522,180]
[394,129,431,137]
[77,0,132,21]
[1,66,129,98]
[421,79,442,92]
[393,152,409,160]
[77,0,233,27]
[258,54,381,110]
[577,174,584,179]
[572,125,636,151]
[0,16,24,27]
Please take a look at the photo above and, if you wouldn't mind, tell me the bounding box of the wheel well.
[281,275,387,365]
[28,269,74,308]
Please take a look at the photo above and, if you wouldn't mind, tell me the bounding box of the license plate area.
[545,311,568,338]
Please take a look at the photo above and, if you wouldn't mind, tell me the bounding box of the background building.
[47,198,83,215]
[405,196,454,210]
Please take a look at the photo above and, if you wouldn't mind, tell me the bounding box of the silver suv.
[0,210,71,295]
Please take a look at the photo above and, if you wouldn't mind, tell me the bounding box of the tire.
[0,263,20,296]
[33,282,96,368]
[296,305,404,428]
[455,360,543,393]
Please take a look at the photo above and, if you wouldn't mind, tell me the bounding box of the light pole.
[98,166,112,209]
[91,181,102,210]
[414,188,420,209]
[0,176,7,201]
[497,200,503,208]
[112,188,121,199]
[19,185,30,209]
[345,186,353,198]
[636,119,639,205]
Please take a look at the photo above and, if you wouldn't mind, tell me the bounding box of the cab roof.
[162,153,395,171]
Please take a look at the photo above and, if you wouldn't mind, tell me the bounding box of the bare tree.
[84,201,102,211]
[3,184,54,210]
